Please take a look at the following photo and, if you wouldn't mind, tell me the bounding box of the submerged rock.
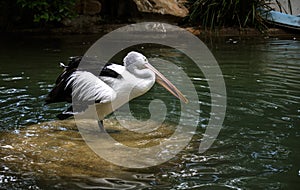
[0,119,177,178]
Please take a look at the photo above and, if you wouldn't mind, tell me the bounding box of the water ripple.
[73,177,149,190]
[0,36,299,189]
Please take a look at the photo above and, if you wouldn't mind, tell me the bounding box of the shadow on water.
[0,34,300,189]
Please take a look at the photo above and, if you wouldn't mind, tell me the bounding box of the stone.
[133,0,188,18]
[76,0,102,15]
[0,119,177,176]
[62,15,101,28]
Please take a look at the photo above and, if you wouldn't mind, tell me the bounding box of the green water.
[0,33,299,189]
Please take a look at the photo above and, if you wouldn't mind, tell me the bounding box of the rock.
[76,0,102,15]
[185,27,201,36]
[100,0,139,19]
[133,0,188,18]
[62,15,101,28]
[0,119,177,177]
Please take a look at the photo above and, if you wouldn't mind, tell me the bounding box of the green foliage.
[17,0,78,23]
[186,0,272,29]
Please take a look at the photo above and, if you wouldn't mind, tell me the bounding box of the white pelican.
[46,51,188,125]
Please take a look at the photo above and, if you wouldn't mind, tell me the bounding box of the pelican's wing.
[99,63,125,88]
[55,56,82,84]
[100,63,124,78]
[46,56,83,104]
[46,57,120,120]
[53,70,118,120]
[68,63,125,103]
[67,70,117,103]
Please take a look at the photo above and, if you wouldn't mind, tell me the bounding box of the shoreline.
[2,23,299,38]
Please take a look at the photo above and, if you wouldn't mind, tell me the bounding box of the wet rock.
[0,119,176,177]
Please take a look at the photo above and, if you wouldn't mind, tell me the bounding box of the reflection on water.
[0,34,299,189]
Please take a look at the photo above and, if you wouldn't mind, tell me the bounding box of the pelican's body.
[100,62,155,101]
[46,51,187,122]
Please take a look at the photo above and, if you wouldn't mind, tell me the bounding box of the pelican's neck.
[127,66,154,80]
[125,66,155,98]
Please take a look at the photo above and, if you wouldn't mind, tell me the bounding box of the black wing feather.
[46,56,122,120]
[100,63,121,78]
[46,56,82,104]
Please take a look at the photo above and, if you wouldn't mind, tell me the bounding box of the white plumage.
[47,51,188,121]
[66,71,116,103]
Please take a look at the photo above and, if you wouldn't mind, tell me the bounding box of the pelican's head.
[123,51,188,104]
[123,51,149,70]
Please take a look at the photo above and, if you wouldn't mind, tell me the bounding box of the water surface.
[0,33,299,189]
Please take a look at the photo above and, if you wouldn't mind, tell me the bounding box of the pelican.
[46,51,188,127]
